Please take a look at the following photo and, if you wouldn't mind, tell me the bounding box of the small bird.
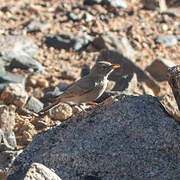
[38,61,120,115]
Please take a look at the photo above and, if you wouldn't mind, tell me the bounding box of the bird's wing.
[57,76,96,99]
[38,76,96,115]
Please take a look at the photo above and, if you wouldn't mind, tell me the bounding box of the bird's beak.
[110,64,120,69]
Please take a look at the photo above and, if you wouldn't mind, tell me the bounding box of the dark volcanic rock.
[7,95,180,180]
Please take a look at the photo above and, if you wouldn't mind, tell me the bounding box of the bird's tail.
[38,100,61,116]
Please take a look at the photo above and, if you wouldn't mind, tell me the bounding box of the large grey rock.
[0,35,44,73]
[7,95,180,180]
[0,35,38,62]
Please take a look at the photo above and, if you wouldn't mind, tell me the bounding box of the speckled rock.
[7,95,180,180]
[14,115,37,146]
[0,105,17,150]
[51,103,73,121]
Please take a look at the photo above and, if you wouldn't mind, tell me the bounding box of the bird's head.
[90,61,120,79]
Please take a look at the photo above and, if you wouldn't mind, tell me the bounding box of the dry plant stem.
[167,65,180,110]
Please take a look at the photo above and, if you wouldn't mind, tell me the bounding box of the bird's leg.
[87,101,99,109]
[87,101,98,105]
[78,104,87,112]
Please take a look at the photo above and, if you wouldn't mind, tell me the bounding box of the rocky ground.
[0,0,180,179]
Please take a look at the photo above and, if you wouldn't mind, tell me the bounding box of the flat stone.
[146,58,176,81]
[155,34,178,47]
[31,121,48,130]
[24,96,44,113]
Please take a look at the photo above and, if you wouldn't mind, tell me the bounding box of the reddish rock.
[0,83,28,109]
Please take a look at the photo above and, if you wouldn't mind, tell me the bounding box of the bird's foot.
[87,101,100,109]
